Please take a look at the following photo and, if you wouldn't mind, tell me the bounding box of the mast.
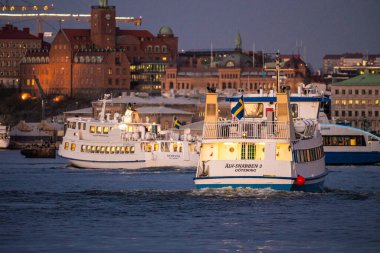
[276,50,281,92]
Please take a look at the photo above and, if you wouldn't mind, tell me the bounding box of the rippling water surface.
[1,150,379,252]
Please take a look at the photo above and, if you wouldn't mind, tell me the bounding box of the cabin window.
[71,143,76,151]
[291,104,298,118]
[121,146,125,153]
[206,104,216,116]
[125,146,130,154]
[96,126,102,134]
[64,142,69,150]
[111,146,115,154]
[90,126,95,133]
[323,135,366,147]
[81,145,86,152]
[103,127,109,134]
[83,123,86,130]
[72,122,77,129]
[161,142,170,152]
[78,122,82,130]
[91,146,96,153]
[244,103,263,118]
[154,143,159,151]
[276,143,292,161]
[173,143,178,152]
[105,146,110,154]
[130,146,135,154]
[87,146,91,152]
[101,146,105,153]
[116,146,120,154]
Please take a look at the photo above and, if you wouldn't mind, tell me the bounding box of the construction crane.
[0,1,142,34]
[33,76,48,121]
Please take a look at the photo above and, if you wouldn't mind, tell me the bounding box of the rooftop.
[333,74,380,86]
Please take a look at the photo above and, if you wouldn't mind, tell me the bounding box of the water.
[0,149,379,252]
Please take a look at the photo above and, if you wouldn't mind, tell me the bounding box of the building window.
[335,90,339,95]
[108,68,112,75]
[362,90,366,95]
[108,78,112,85]
[335,111,339,117]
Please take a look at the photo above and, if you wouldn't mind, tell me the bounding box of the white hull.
[0,139,10,149]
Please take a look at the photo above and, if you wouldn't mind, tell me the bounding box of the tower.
[90,0,116,49]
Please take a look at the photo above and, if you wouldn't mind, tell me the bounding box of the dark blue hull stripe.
[325,151,380,165]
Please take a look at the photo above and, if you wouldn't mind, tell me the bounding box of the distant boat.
[321,123,380,165]
[58,94,200,169]
[0,124,10,149]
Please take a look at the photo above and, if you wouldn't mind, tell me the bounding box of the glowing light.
[52,95,65,102]
[21,93,31,100]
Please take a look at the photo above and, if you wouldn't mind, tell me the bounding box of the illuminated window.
[106,146,110,154]
[349,100,353,105]
[103,127,109,134]
[64,142,69,150]
[355,100,359,105]
[121,146,125,153]
[81,145,86,152]
[90,126,95,133]
[130,146,135,153]
[111,146,115,154]
[125,146,130,154]
[361,100,366,105]
[71,143,76,151]
[96,126,102,134]
[342,100,347,105]
[375,100,379,105]
[335,100,340,105]
[116,146,120,154]
[101,146,105,153]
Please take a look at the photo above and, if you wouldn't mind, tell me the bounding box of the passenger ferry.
[321,123,380,165]
[194,53,328,192]
[0,124,10,149]
[58,95,199,169]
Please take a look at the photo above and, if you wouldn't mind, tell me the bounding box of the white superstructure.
[58,95,199,169]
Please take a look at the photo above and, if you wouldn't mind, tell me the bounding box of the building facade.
[0,24,45,88]
[331,73,380,134]
[20,2,178,99]
[161,47,310,96]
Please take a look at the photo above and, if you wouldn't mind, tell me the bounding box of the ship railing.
[202,120,290,140]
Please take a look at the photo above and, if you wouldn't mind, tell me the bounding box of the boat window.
[121,146,125,154]
[64,142,69,150]
[101,146,105,153]
[154,143,159,151]
[207,104,216,116]
[105,146,110,154]
[78,122,82,130]
[125,146,130,154]
[96,126,102,134]
[71,143,76,151]
[173,143,178,152]
[91,146,96,153]
[81,145,86,152]
[130,146,135,154]
[244,103,263,118]
[275,143,291,161]
[111,146,115,154]
[291,104,298,118]
[323,135,366,146]
[145,143,152,152]
[116,146,120,154]
[161,142,170,152]
[87,146,91,152]
[96,146,100,153]
[103,127,109,134]
[90,126,95,133]
[188,143,195,153]
[83,123,86,130]
[178,143,182,152]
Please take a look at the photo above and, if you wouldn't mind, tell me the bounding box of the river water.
[0,149,379,252]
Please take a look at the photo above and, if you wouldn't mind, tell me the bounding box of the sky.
[2,0,380,70]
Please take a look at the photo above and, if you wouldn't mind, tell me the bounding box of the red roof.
[117,29,154,39]
[62,29,91,47]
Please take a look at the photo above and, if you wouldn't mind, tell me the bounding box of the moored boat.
[58,95,199,169]
[0,124,10,149]
[194,52,328,192]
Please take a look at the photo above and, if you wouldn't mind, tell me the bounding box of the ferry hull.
[194,174,327,192]
[325,151,380,165]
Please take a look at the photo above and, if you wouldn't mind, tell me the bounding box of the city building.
[20,1,178,99]
[0,24,47,88]
[331,73,380,134]
[323,53,380,84]
[161,35,310,96]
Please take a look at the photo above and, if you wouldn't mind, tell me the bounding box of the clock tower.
[90,0,116,49]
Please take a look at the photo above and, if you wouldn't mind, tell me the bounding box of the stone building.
[331,73,380,134]
[0,24,46,88]
[20,1,178,99]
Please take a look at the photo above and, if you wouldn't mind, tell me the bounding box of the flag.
[231,95,244,120]
[173,116,183,129]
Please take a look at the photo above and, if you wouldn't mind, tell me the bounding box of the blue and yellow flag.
[231,95,244,120]
[173,116,183,129]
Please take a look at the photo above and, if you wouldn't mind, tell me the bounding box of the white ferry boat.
[320,123,380,165]
[0,124,10,149]
[58,95,199,169]
[194,53,328,192]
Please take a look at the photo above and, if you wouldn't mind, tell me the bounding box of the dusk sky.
[2,0,380,70]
